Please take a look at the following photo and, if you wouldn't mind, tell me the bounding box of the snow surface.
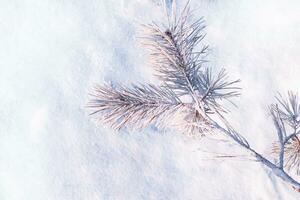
[1,0,300,199]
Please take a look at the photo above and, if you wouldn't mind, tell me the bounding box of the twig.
[88,0,300,192]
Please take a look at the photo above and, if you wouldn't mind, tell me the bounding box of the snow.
[1,0,300,199]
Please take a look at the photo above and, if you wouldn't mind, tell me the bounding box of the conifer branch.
[88,84,184,130]
[141,2,240,115]
[271,92,300,175]
[88,1,300,193]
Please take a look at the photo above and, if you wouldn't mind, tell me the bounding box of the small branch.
[202,102,300,190]
[206,112,300,191]
[88,1,300,193]
[87,84,185,130]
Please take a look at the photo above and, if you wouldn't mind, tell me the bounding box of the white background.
[1,0,300,199]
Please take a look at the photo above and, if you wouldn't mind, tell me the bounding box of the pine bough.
[88,2,300,192]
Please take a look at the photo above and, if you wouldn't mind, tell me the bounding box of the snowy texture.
[1,0,300,199]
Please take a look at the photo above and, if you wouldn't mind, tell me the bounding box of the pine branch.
[87,0,300,192]
[141,4,207,98]
[271,92,300,174]
[141,3,240,114]
[88,84,184,130]
[88,83,214,136]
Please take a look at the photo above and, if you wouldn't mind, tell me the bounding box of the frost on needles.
[88,4,239,137]
[87,1,300,193]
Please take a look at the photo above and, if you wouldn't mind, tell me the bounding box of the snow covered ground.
[1,0,300,199]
